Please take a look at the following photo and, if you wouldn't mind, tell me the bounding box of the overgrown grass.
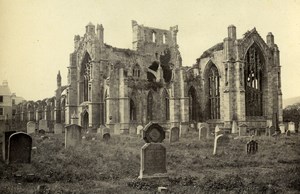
[0,131,299,193]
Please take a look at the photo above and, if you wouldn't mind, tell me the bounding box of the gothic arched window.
[132,64,141,78]
[188,86,198,121]
[80,52,92,103]
[208,65,220,119]
[244,44,264,116]
[130,99,136,121]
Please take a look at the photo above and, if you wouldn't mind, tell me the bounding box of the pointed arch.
[80,52,92,103]
[244,42,265,116]
[188,86,198,121]
[204,62,220,120]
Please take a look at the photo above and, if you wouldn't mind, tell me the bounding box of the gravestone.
[288,122,295,133]
[279,123,285,134]
[215,125,222,136]
[26,121,36,134]
[129,126,137,135]
[101,127,110,136]
[39,119,49,132]
[142,122,165,143]
[137,125,143,135]
[139,122,167,179]
[239,124,248,136]
[38,129,45,135]
[138,143,167,179]
[169,127,179,143]
[120,128,129,134]
[265,127,271,136]
[2,131,16,161]
[199,126,208,140]
[213,134,230,155]
[285,130,291,136]
[246,140,258,154]
[54,123,63,134]
[103,133,111,141]
[8,132,32,164]
[269,126,275,135]
[231,120,238,134]
[97,125,106,133]
[65,124,82,148]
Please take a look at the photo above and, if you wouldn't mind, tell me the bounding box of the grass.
[0,131,299,194]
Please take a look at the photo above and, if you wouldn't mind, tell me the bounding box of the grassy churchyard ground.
[0,130,299,194]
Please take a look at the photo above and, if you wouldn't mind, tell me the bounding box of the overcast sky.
[0,0,299,101]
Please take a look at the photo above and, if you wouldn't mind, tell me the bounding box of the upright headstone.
[139,143,167,179]
[129,126,137,135]
[8,132,32,164]
[54,123,63,134]
[26,121,36,134]
[213,134,230,155]
[120,128,129,134]
[239,124,248,136]
[65,124,82,148]
[139,122,167,179]
[215,125,221,136]
[246,140,258,154]
[137,125,143,136]
[279,123,285,134]
[269,126,275,136]
[199,126,208,140]
[288,122,295,133]
[2,131,16,161]
[101,127,110,136]
[39,119,49,132]
[97,125,106,134]
[103,133,111,141]
[231,120,238,134]
[169,127,179,143]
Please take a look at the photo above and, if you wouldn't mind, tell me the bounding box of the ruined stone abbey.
[13,21,283,133]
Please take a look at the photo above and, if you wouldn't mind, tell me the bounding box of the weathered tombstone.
[137,125,143,135]
[231,120,238,134]
[239,124,248,136]
[215,125,221,136]
[2,131,16,161]
[142,122,165,143]
[279,123,285,134]
[269,126,275,136]
[97,125,106,133]
[26,121,36,134]
[101,127,110,136]
[288,122,295,133]
[120,128,129,134]
[169,127,179,143]
[129,126,137,135]
[8,132,32,164]
[103,133,111,141]
[139,122,167,179]
[38,129,45,135]
[65,124,82,148]
[54,123,63,134]
[246,140,258,154]
[199,126,208,140]
[265,126,271,136]
[38,119,49,132]
[213,134,230,155]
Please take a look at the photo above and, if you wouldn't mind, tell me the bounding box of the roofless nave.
[11,20,283,133]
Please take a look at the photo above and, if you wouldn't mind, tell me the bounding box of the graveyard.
[0,125,299,194]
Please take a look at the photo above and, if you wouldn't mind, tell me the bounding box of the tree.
[283,103,300,130]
